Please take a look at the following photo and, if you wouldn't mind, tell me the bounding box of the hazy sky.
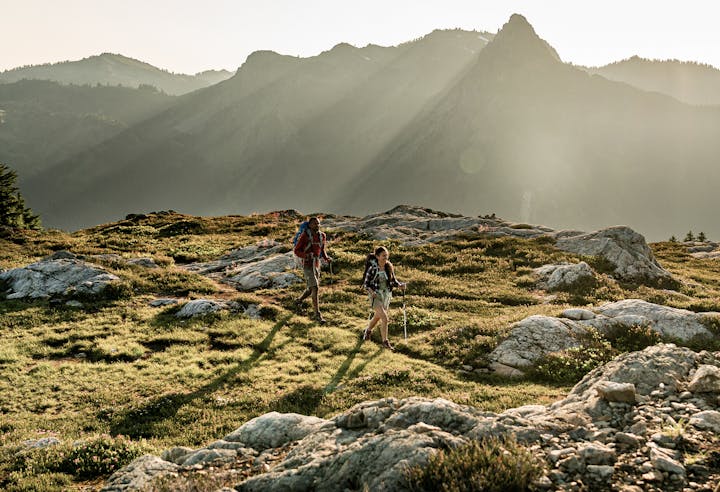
[2,0,720,74]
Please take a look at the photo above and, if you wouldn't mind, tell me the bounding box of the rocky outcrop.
[555,226,674,285]
[101,455,179,492]
[103,345,720,491]
[534,262,596,291]
[488,300,716,375]
[324,205,554,246]
[0,253,120,300]
[591,299,717,340]
[182,240,301,291]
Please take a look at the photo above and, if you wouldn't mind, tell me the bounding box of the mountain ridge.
[0,53,233,95]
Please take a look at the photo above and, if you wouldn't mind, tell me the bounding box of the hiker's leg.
[378,307,389,341]
[311,287,319,313]
[297,288,311,301]
[366,306,382,333]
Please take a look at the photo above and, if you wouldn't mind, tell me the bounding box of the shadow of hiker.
[109,313,293,438]
[324,338,382,394]
[269,338,383,416]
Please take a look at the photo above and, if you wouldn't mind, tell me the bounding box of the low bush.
[404,436,543,492]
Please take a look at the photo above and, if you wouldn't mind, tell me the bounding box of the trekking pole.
[402,286,408,341]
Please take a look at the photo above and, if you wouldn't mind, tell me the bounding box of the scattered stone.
[650,448,685,476]
[614,432,642,448]
[689,410,720,432]
[490,300,717,374]
[149,298,180,307]
[127,258,159,269]
[688,365,720,393]
[175,299,227,318]
[596,382,636,403]
[19,437,61,451]
[578,442,616,465]
[65,300,84,308]
[243,304,262,319]
[586,464,614,480]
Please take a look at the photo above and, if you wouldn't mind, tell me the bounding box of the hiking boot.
[362,327,372,341]
[315,312,327,324]
[382,339,395,351]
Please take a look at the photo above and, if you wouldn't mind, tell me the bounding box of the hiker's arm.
[320,239,330,261]
[363,265,375,294]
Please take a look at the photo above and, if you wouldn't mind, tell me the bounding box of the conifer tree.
[684,231,695,242]
[0,163,41,230]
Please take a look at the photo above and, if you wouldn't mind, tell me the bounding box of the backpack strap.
[303,229,313,253]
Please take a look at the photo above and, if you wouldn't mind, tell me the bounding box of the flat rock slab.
[0,258,120,299]
[181,241,301,291]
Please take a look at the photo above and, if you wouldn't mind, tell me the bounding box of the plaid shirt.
[363,259,401,293]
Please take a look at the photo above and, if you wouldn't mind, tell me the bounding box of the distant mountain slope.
[18,16,720,240]
[589,56,720,106]
[0,79,175,178]
[23,29,493,230]
[0,53,233,95]
[334,15,720,240]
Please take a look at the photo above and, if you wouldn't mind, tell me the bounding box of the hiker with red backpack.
[362,246,406,350]
[293,217,332,323]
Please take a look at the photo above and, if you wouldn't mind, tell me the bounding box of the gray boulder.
[175,299,227,318]
[534,262,596,291]
[223,412,330,451]
[555,226,674,285]
[0,258,120,299]
[592,299,714,340]
[688,364,720,393]
[689,410,720,432]
[488,315,590,371]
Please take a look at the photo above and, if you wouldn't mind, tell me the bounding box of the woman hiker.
[362,246,406,350]
[293,217,332,323]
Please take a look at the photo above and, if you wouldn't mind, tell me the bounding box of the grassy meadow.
[1,211,720,490]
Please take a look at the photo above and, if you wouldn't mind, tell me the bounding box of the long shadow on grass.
[323,338,382,394]
[109,313,293,438]
[269,339,382,415]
